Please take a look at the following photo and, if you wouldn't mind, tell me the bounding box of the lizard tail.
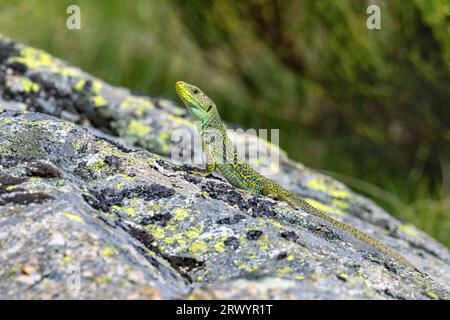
[268,182,417,271]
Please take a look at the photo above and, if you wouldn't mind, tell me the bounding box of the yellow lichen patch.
[239,234,248,249]
[294,275,305,281]
[173,208,190,221]
[277,266,293,277]
[153,227,166,239]
[89,80,103,93]
[214,239,225,253]
[257,217,283,230]
[9,47,53,69]
[17,118,74,131]
[332,199,349,209]
[6,76,40,93]
[337,273,348,280]
[88,80,101,93]
[306,178,350,199]
[363,279,372,288]
[310,273,327,281]
[86,159,105,173]
[21,79,39,93]
[158,211,203,245]
[145,225,165,239]
[120,96,155,116]
[127,120,152,137]
[287,255,295,261]
[5,185,16,191]
[237,262,257,273]
[73,78,103,94]
[363,290,377,298]
[398,224,419,236]
[189,240,208,254]
[63,213,84,224]
[62,255,74,266]
[197,191,210,199]
[0,118,13,126]
[305,198,343,216]
[185,226,202,239]
[129,198,140,207]
[73,79,86,91]
[102,246,119,257]
[329,189,350,199]
[8,47,82,77]
[164,223,177,232]
[92,95,107,108]
[95,275,111,285]
[123,207,137,217]
[423,290,439,300]
[60,66,83,77]
[170,233,188,246]
[255,234,270,251]
[163,233,181,245]
[187,289,214,300]
[118,173,135,181]
[115,182,125,190]
[72,139,82,150]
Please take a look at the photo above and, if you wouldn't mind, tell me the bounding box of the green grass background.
[0,0,449,247]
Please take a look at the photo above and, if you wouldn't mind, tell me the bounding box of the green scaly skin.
[175,81,416,271]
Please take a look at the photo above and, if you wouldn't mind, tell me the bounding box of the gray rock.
[0,34,449,300]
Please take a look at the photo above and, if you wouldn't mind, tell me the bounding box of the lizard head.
[175,81,218,122]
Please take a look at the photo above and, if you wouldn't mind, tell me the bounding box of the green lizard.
[175,80,416,271]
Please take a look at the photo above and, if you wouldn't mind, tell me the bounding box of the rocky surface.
[0,34,449,299]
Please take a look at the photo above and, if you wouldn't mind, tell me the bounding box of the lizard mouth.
[175,81,192,102]
[175,81,192,99]
[175,81,202,110]
[175,81,186,93]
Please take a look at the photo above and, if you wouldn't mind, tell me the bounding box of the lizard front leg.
[190,136,217,177]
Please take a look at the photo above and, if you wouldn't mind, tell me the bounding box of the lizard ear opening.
[206,105,213,112]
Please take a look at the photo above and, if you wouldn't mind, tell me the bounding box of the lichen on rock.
[1,34,450,299]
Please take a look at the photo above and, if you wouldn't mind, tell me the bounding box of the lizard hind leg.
[262,182,284,201]
[191,163,216,177]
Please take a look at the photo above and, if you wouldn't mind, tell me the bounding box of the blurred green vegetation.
[1,0,449,246]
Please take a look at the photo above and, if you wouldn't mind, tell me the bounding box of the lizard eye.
[206,105,213,112]
[193,89,199,94]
